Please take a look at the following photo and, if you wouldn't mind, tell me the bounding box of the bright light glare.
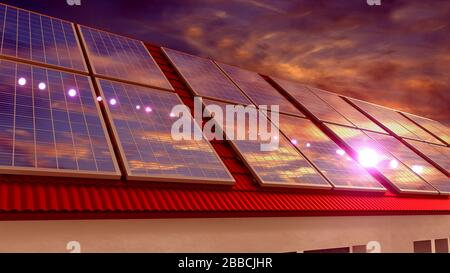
[389,159,399,169]
[411,165,424,174]
[336,149,346,156]
[136,105,141,110]
[18,77,26,86]
[38,82,46,90]
[291,139,297,145]
[145,107,152,113]
[306,143,311,147]
[358,148,379,168]
[109,98,117,105]
[96,96,103,102]
[68,89,77,97]
[170,112,176,117]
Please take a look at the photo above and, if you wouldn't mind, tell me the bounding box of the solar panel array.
[0,60,119,178]
[0,4,86,72]
[97,80,234,184]
[1,3,449,192]
[203,99,331,189]
[273,77,354,126]
[310,87,386,133]
[349,98,442,145]
[405,139,449,173]
[278,115,385,191]
[326,124,439,194]
[402,112,450,145]
[216,62,304,116]
[366,132,450,194]
[79,25,172,90]
[163,48,252,105]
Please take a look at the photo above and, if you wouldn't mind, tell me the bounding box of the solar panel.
[402,112,450,145]
[310,88,386,133]
[163,48,252,105]
[0,60,120,178]
[202,99,332,189]
[278,115,385,191]
[273,78,354,126]
[216,62,304,116]
[366,132,450,194]
[405,139,450,173]
[326,124,438,194]
[0,4,86,72]
[79,25,172,90]
[97,79,234,184]
[349,98,442,144]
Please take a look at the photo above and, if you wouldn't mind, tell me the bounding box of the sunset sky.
[6,0,450,125]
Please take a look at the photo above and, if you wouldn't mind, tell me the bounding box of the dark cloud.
[4,0,450,125]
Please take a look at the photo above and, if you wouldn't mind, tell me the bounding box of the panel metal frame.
[162,47,253,106]
[96,79,235,185]
[77,25,173,91]
[400,111,449,146]
[0,61,121,179]
[214,61,305,117]
[325,123,440,195]
[0,3,89,74]
[202,98,332,190]
[274,114,386,192]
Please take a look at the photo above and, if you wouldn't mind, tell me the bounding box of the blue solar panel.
[0,59,120,178]
[0,4,87,72]
[97,79,234,184]
[79,25,172,90]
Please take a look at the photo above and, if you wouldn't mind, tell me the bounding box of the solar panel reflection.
[79,25,172,89]
[0,60,119,178]
[0,4,86,71]
[278,115,385,191]
[163,48,252,105]
[326,124,438,194]
[273,78,354,126]
[216,62,304,116]
[310,88,385,133]
[97,80,235,184]
[203,99,332,189]
[367,132,450,194]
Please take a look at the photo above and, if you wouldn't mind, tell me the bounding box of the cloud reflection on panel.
[97,79,234,184]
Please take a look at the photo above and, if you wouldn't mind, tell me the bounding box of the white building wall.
[0,215,449,253]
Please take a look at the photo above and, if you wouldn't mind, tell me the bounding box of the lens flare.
[291,139,297,145]
[109,98,117,105]
[18,77,27,86]
[336,149,346,156]
[38,82,46,90]
[96,96,103,102]
[389,159,399,169]
[68,89,77,97]
[358,148,379,168]
[145,107,152,113]
[412,165,424,174]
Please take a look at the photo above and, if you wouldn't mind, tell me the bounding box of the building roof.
[1,43,449,221]
[0,5,450,220]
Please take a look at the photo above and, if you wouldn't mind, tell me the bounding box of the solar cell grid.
[367,132,450,194]
[273,78,354,126]
[402,112,450,145]
[97,80,234,184]
[216,62,304,116]
[163,48,252,105]
[0,59,119,178]
[310,88,386,133]
[326,124,438,194]
[79,25,172,90]
[0,4,86,72]
[405,139,449,173]
[349,98,441,144]
[278,115,385,191]
[202,99,332,189]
